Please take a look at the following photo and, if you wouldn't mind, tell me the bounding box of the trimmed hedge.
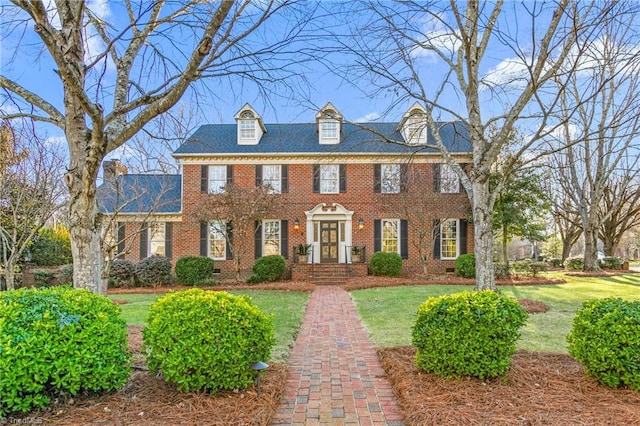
[143,289,275,393]
[511,259,548,277]
[175,256,216,285]
[601,256,623,270]
[564,256,584,270]
[135,256,172,287]
[369,251,402,277]
[0,287,130,416]
[108,259,136,288]
[247,255,286,283]
[455,253,476,278]
[412,290,528,379]
[567,298,640,390]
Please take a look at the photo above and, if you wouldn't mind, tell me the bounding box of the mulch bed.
[379,346,640,425]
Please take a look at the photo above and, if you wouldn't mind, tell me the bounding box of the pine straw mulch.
[379,346,640,426]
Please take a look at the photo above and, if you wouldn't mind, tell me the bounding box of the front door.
[320,221,339,263]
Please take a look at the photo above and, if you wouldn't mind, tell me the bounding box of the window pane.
[382,219,399,253]
[321,121,337,139]
[441,164,459,193]
[208,166,227,194]
[441,219,458,259]
[262,165,281,193]
[320,165,339,193]
[149,223,166,256]
[209,222,226,259]
[407,115,424,144]
[263,220,280,256]
[240,120,255,139]
[381,164,400,193]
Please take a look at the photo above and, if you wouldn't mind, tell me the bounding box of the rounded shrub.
[564,256,584,270]
[246,255,286,283]
[135,256,172,287]
[567,298,640,391]
[412,290,528,379]
[601,256,623,270]
[142,289,275,393]
[369,251,402,277]
[0,286,130,416]
[175,256,216,285]
[455,253,476,278]
[108,259,136,288]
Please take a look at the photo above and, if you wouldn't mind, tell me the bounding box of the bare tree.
[194,184,283,282]
[1,1,313,294]
[598,178,640,257]
[325,1,619,289]
[549,11,640,271]
[0,119,65,290]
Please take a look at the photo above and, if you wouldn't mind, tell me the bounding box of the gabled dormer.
[234,103,266,145]
[398,102,428,144]
[316,102,342,145]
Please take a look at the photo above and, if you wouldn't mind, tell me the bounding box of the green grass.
[109,290,310,362]
[351,273,640,353]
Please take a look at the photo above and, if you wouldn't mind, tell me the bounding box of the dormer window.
[316,103,342,145]
[234,103,266,145]
[399,102,428,144]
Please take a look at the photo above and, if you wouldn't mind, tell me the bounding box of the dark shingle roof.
[173,122,471,156]
[97,174,181,214]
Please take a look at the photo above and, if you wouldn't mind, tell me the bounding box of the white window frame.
[208,165,227,194]
[381,219,400,254]
[440,219,459,260]
[406,114,426,144]
[262,165,281,194]
[208,221,227,261]
[381,164,401,194]
[148,222,166,257]
[262,219,281,256]
[440,164,460,194]
[239,119,256,140]
[320,164,339,194]
[320,120,338,141]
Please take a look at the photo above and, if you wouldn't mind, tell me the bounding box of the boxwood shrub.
[108,259,136,288]
[0,286,130,416]
[175,256,216,285]
[369,251,402,277]
[564,255,584,270]
[135,256,172,287]
[455,253,476,278]
[142,289,275,393]
[412,290,528,379]
[601,256,623,270]
[567,298,640,390]
[246,255,286,283]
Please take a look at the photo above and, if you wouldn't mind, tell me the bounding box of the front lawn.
[351,273,640,353]
[109,290,310,362]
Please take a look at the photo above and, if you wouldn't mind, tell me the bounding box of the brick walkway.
[272,286,404,425]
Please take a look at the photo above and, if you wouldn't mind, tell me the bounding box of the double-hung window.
[148,222,166,256]
[209,221,227,260]
[262,220,281,256]
[321,120,338,140]
[262,165,281,193]
[381,164,401,194]
[440,219,458,259]
[320,165,339,194]
[382,219,400,254]
[440,164,460,193]
[208,165,227,194]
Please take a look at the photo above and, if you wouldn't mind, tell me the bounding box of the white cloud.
[480,57,530,90]
[44,135,67,146]
[354,112,381,123]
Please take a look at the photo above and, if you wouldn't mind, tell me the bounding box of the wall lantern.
[358,218,364,229]
[294,219,300,230]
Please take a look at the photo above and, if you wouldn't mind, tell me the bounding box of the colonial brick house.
[98,102,473,280]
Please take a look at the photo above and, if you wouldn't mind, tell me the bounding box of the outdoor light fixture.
[250,361,269,396]
[294,219,300,229]
[358,218,364,229]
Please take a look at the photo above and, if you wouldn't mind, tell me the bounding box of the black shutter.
[433,219,441,259]
[339,164,346,193]
[459,219,468,255]
[117,222,125,259]
[139,223,148,259]
[400,219,408,259]
[281,220,289,259]
[281,165,289,193]
[165,223,173,259]
[201,165,208,193]
[255,165,263,186]
[200,222,208,256]
[374,219,381,252]
[226,222,233,260]
[400,164,408,192]
[433,163,441,193]
[373,164,381,193]
[226,165,234,185]
[254,221,262,259]
[313,165,320,193]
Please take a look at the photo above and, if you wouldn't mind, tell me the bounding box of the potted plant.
[296,244,312,263]
[351,245,362,263]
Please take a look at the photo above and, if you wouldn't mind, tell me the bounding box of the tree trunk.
[501,226,509,266]
[583,225,600,272]
[472,180,496,291]
[561,238,573,261]
[4,260,16,290]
